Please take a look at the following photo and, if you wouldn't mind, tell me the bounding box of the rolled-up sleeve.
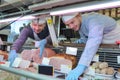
[11,28,29,52]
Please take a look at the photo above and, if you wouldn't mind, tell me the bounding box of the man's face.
[64,15,81,31]
[31,23,45,33]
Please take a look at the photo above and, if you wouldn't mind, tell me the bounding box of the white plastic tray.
[115,72,120,79]
[84,73,114,80]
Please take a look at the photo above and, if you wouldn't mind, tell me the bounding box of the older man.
[8,18,51,66]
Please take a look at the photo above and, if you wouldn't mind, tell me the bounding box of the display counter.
[0,65,64,80]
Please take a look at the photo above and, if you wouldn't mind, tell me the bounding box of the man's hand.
[8,50,18,67]
[66,64,87,80]
[39,39,47,58]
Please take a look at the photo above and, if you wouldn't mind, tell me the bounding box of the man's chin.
[74,28,79,31]
[35,31,40,33]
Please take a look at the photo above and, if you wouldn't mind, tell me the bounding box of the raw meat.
[32,48,56,64]
[21,50,33,61]
[49,53,77,70]
[49,57,72,70]
[21,48,56,64]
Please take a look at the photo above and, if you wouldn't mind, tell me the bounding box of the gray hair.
[31,18,46,24]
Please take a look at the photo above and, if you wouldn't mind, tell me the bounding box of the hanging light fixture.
[0,15,35,23]
[50,0,120,15]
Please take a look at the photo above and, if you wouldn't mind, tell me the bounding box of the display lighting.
[0,15,35,23]
[50,0,120,15]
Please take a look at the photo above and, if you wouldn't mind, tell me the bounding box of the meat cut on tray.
[21,48,56,64]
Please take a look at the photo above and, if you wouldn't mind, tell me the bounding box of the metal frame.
[0,65,64,80]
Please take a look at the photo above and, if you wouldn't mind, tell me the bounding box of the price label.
[60,64,72,74]
[12,57,22,67]
[1,61,10,67]
[0,55,4,61]
[85,66,95,76]
[19,60,30,68]
[41,57,50,65]
[117,56,120,64]
[7,46,11,51]
[92,54,99,62]
[66,47,77,56]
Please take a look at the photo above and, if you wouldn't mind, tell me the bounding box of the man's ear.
[76,13,82,22]
[30,23,32,26]
[76,13,81,18]
[43,23,46,27]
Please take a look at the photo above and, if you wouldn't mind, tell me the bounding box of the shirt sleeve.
[78,19,104,66]
[11,28,29,52]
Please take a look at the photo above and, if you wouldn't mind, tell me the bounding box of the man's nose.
[36,26,39,30]
[69,24,74,29]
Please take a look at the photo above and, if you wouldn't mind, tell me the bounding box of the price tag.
[0,55,4,61]
[12,57,22,67]
[7,46,11,51]
[85,66,95,76]
[60,64,72,74]
[1,61,10,67]
[41,57,50,65]
[19,60,30,68]
[117,56,120,64]
[66,47,77,56]
[92,54,99,62]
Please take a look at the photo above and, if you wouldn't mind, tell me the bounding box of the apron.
[31,27,41,47]
[102,22,120,44]
[33,31,41,41]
